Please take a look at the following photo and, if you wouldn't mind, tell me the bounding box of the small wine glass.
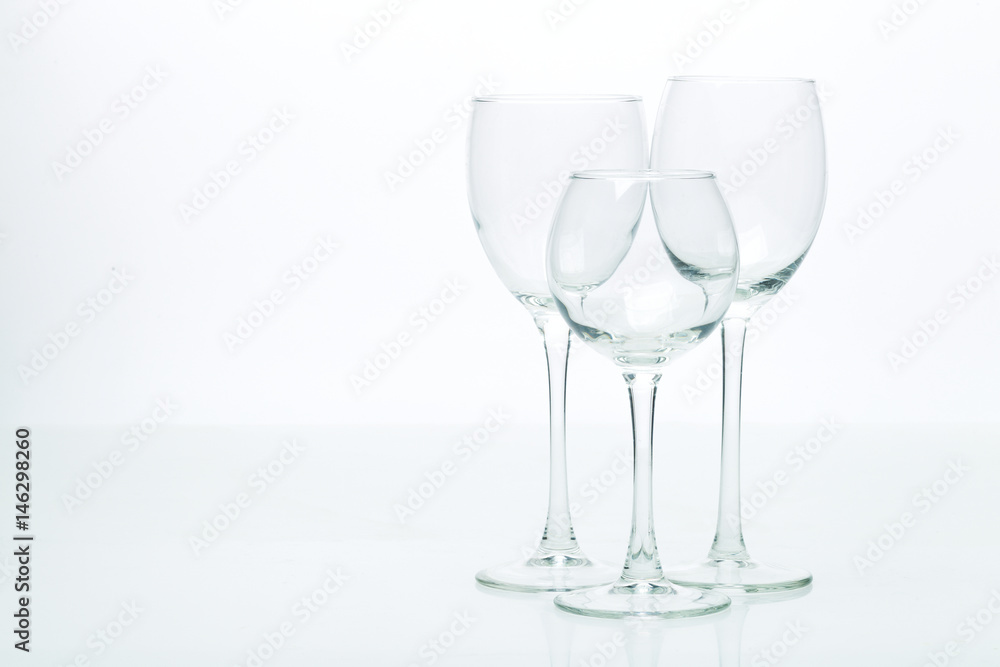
[468,94,648,592]
[651,76,827,593]
[547,169,740,618]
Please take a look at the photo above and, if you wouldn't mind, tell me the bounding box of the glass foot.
[475,553,619,593]
[554,578,731,619]
[664,558,812,595]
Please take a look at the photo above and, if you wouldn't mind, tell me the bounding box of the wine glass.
[547,170,740,618]
[468,94,648,592]
[651,76,827,593]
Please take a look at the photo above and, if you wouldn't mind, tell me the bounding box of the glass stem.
[534,315,580,556]
[622,372,663,583]
[709,317,750,560]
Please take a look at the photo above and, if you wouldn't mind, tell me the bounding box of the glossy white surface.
[6,423,997,664]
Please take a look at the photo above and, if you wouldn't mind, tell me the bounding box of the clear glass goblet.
[468,95,648,592]
[547,170,740,618]
[651,76,827,593]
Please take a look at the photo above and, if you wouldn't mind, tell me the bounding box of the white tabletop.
[9,422,998,664]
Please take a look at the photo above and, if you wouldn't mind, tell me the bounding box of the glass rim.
[667,75,816,84]
[473,94,642,104]
[571,169,715,181]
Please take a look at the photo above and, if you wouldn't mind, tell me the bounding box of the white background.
[1,0,999,663]
[1,0,997,428]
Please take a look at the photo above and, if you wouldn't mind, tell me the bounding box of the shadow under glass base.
[475,553,619,593]
[554,578,731,620]
[664,558,812,595]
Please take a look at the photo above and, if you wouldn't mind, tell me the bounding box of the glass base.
[554,578,731,619]
[664,557,812,595]
[475,553,619,593]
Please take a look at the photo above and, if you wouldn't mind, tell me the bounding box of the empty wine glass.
[651,76,827,593]
[547,170,740,618]
[468,95,648,592]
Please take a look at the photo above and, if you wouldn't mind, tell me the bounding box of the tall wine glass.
[547,170,740,618]
[468,95,648,592]
[651,77,827,593]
